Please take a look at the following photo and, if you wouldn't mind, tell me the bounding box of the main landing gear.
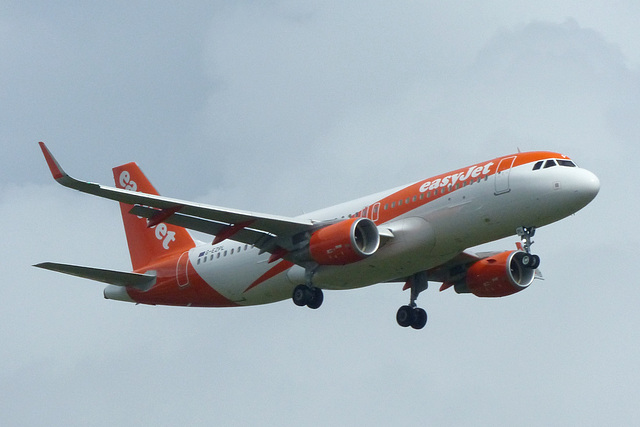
[292,284,324,309]
[516,226,541,269]
[292,268,324,309]
[396,271,428,330]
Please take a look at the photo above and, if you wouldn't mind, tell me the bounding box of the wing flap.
[129,205,274,248]
[34,262,156,291]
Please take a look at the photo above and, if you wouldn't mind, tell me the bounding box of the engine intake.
[309,217,380,265]
[456,250,536,297]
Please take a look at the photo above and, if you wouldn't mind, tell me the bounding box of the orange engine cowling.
[456,250,536,297]
[309,217,380,265]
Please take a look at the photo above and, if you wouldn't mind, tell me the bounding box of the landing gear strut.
[397,271,428,329]
[516,226,541,269]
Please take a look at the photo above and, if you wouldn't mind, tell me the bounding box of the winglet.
[38,142,68,181]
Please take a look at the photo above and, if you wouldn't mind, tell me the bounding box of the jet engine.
[455,250,536,297]
[308,217,380,265]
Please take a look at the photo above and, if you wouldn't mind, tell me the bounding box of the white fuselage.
[186,157,599,306]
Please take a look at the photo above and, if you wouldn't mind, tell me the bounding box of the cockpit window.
[544,159,557,168]
[532,161,543,170]
[557,159,576,167]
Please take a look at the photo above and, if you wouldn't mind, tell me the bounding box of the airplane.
[35,142,599,329]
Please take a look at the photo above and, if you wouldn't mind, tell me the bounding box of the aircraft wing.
[39,143,315,250]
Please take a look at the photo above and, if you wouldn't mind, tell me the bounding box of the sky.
[2,1,639,425]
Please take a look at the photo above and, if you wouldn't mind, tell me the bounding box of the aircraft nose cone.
[582,169,600,201]
[569,168,599,210]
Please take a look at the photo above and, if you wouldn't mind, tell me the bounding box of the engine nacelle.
[309,217,380,265]
[455,250,536,297]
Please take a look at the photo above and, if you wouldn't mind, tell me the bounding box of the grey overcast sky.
[2,1,638,426]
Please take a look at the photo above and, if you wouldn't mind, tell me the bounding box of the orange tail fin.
[112,163,195,271]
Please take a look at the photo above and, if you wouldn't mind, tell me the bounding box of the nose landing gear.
[517,226,541,269]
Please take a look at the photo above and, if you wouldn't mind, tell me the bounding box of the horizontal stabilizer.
[34,262,156,291]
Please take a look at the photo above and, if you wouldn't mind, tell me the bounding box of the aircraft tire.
[307,288,324,309]
[292,285,310,306]
[530,255,541,269]
[396,305,415,327]
[411,308,427,329]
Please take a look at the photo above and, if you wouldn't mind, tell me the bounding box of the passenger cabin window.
[533,161,543,170]
[558,160,576,167]
[544,160,557,168]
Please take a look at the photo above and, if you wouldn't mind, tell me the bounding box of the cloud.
[2,3,640,426]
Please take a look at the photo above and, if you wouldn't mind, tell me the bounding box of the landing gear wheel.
[411,308,428,330]
[520,253,541,269]
[396,305,416,328]
[530,254,541,269]
[292,285,310,307]
[306,287,324,309]
[396,306,428,329]
[292,285,324,309]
